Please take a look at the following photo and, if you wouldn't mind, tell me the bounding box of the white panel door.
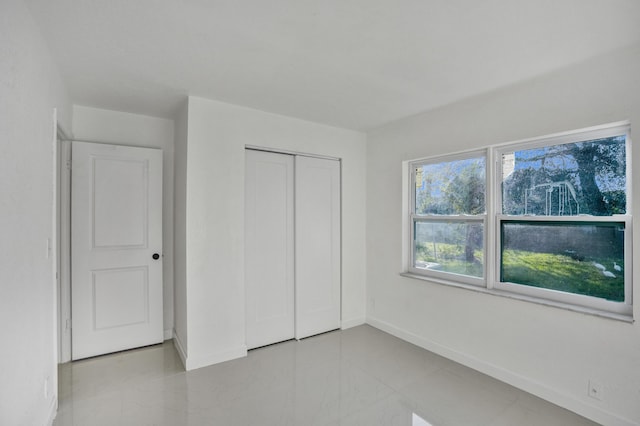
[71,141,163,360]
[245,150,295,349]
[295,156,341,339]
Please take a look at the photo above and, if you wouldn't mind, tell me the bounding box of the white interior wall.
[71,105,176,339]
[173,100,189,355]
[366,44,640,426]
[175,96,367,370]
[8,1,638,423]
[0,1,71,425]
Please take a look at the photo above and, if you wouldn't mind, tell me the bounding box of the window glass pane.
[414,220,483,278]
[501,221,625,302]
[502,136,626,216]
[415,157,485,215]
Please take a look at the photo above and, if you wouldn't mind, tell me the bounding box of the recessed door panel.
[93,158,148,248]
[93,267,148,330]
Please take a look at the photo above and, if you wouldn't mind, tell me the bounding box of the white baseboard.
[172,331,247,371]
[366,317,635,426]
[46,394,57,426]
[184,345,247,371]
[173,331,187,370]
[163,328,173,340]
[341,317,366,330]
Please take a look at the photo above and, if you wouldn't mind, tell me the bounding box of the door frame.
[245,145,341,162]
[56,124,72,364]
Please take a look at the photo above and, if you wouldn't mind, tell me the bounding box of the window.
[496,125,631,315]
[406,122,632,318]
[409,152,486,286]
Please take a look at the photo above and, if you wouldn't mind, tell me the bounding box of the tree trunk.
[571,144,607,215]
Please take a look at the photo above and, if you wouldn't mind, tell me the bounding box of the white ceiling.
[25,0,640,130]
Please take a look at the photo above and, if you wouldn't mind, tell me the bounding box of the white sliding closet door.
[295,156,341,339]
[245,150,295,349]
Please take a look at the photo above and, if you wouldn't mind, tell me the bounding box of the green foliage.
[415,241,483,278]
[603,190,626,215]
[444,162,485,215]
[416,158,485,215]
[502,168,536,215]
[502,250,624,302]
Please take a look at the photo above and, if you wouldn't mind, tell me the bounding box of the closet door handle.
[152,253,160,260]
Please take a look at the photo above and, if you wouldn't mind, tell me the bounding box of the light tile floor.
[54,325,599,425]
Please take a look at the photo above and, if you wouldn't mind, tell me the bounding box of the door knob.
[152,253,160,260]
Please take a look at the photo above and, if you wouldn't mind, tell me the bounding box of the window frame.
[493,215,632,316]
[405,121,633,318]
[492,123,632,316]
[408,150,487,287]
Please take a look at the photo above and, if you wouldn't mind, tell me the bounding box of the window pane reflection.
[501,221,625,302]
[414,220,483,278]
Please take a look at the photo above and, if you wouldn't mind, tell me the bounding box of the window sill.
[399,272,634,323]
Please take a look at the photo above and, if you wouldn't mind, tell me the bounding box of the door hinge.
[66,160,71,170]
[66,319,71,331]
